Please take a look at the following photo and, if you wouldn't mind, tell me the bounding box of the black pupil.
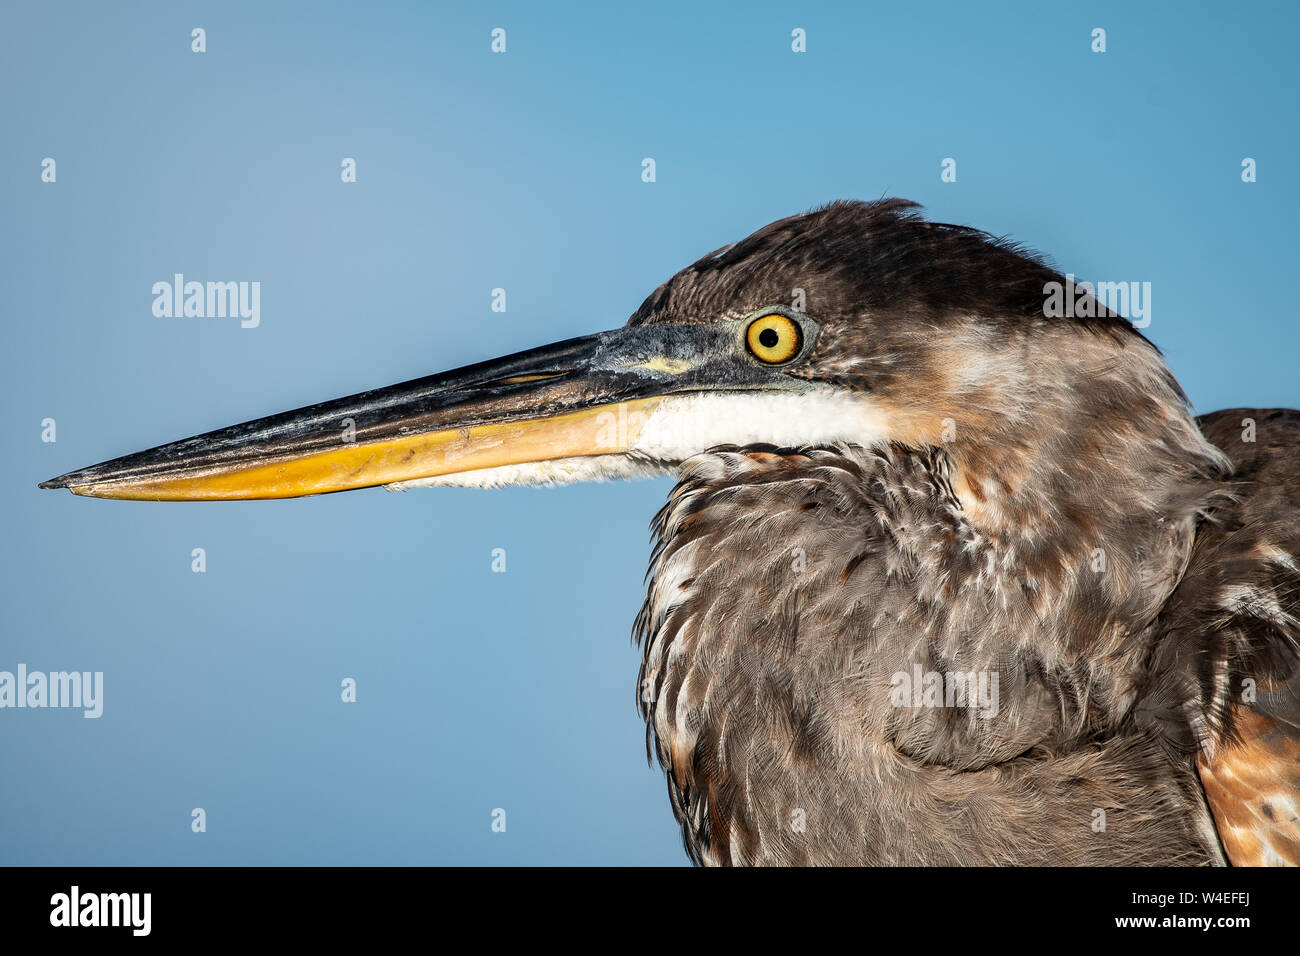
[758,327,780,349]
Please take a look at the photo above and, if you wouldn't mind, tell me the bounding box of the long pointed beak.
[38,324,718,501]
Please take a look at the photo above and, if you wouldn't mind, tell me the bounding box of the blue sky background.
[1,1,1296,865]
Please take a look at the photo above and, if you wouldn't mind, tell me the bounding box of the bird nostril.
[473,371,569,389]
[759,328,780,348]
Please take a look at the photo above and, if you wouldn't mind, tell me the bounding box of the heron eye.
[745,314,802,364]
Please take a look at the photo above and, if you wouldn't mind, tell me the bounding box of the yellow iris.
[745,313,802,364]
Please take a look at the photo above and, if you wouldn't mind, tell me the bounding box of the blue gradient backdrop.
[2,1,1296,864]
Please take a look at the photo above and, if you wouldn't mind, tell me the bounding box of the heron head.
[39,200,1218,524]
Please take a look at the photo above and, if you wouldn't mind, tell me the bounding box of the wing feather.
[1158,409,1300,865]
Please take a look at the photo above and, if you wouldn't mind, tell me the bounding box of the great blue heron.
[41,200,1299,866]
